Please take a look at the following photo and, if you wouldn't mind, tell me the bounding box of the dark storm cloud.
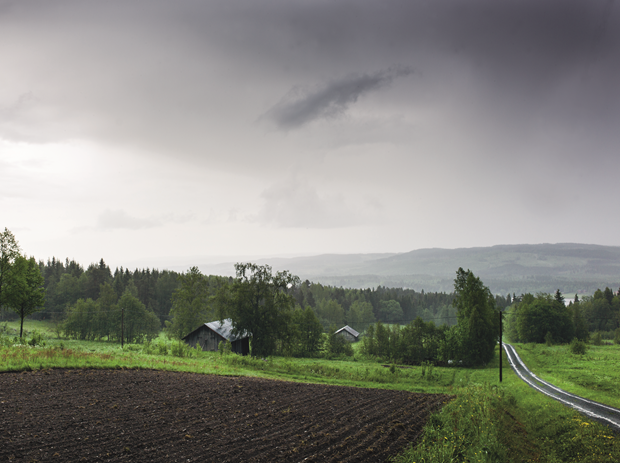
[1,0,619,166]
[261,66,412,129]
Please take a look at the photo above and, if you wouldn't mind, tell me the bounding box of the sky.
[2,0,619,271]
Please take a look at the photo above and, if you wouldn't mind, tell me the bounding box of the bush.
[590,331,603,346]
[420,361,435,381]
[171,341,194,358]
[570,337,587,355]
[28,330,46,347]
[544,331,553,346]
[218,340,232,356]
[0,332,13,347]
[324,328,354,357]
[142,340,154,355]
[157,342,169,355]
[614,329,620,345]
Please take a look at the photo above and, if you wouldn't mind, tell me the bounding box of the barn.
[334,325,360,342]
[182,319,250,355]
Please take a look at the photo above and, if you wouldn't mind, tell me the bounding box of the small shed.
[334,325,360,342]
[182,319,250,355]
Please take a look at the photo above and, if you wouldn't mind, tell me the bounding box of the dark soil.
[0,369,452,462]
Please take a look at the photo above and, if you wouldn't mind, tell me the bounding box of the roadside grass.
[395,347,620,463]
[2,320,620,462]
[510,342,620,409]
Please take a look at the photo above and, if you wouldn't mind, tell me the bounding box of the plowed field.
[0,369,451,462]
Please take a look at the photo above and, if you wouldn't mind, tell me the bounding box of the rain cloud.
[261,66,412,130]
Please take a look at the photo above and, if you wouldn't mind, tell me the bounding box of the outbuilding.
[334,325,360,342]
[182,319,250,355]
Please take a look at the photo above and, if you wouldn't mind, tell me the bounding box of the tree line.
[1,227,512,365]
[5,242,490,342]
[505,288,620,344]
[34,257,181,326]
[361,267,499,366]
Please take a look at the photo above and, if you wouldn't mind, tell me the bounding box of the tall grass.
[394,384,526,463]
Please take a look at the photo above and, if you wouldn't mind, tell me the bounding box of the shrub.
[218,340,232,356]
[420,361,435,381]
[324,327,354,357]
[28,330,45,347]
[171,341,193,358]
[570,337,587,355]
[157,342,168,355]
[142,340,154,355]
[0,333,12,347]
[590,331,603,346]
[544,331,553,346]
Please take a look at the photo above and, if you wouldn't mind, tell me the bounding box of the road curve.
[503,343,620,432]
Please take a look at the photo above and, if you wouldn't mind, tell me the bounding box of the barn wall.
[185,327,224,351]
[184,326,250,355]
[231,337,250,356]
[337,331,358,343]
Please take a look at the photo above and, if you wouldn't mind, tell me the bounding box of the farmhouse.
[334,325,359,342]
[182,319,250,355]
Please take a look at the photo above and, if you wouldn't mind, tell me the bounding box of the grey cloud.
[0,92,41,142]
[1,0,619,170]
[261,67,412,130]
[255,178,379,229]
[97,209,159,230]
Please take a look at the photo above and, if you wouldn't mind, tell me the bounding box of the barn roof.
[335,325,359,338]
[182,318,249,342]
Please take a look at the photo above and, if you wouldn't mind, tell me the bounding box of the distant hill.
[196,244,620,296]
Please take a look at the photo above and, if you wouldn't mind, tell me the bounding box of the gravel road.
[503,343,620,432]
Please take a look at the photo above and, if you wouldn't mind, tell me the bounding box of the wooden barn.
[334,325,360,342]
[182,319,250,355]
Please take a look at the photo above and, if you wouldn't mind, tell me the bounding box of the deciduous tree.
[217,263,299,358]
[0,228,21,309]
[167,267,213,339]
[5,255,45,337]
[291,306,323,356]
[116,290,160,344]
[452,268,497,366]
[347,300,376,333]
[378,300,403,323]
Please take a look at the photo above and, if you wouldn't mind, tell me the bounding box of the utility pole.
[499,310,503,383]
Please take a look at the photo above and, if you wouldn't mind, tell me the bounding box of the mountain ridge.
[193,243,620,295]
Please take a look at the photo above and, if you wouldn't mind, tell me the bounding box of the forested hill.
[196,244,620,296]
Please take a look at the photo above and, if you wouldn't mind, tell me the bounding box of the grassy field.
[2,320,620,462]
[509,342,620,409]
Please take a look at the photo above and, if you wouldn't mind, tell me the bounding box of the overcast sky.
[2,0,619,271]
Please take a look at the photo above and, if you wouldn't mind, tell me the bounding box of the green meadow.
[509,342,620,410]
[1,320,619,462]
